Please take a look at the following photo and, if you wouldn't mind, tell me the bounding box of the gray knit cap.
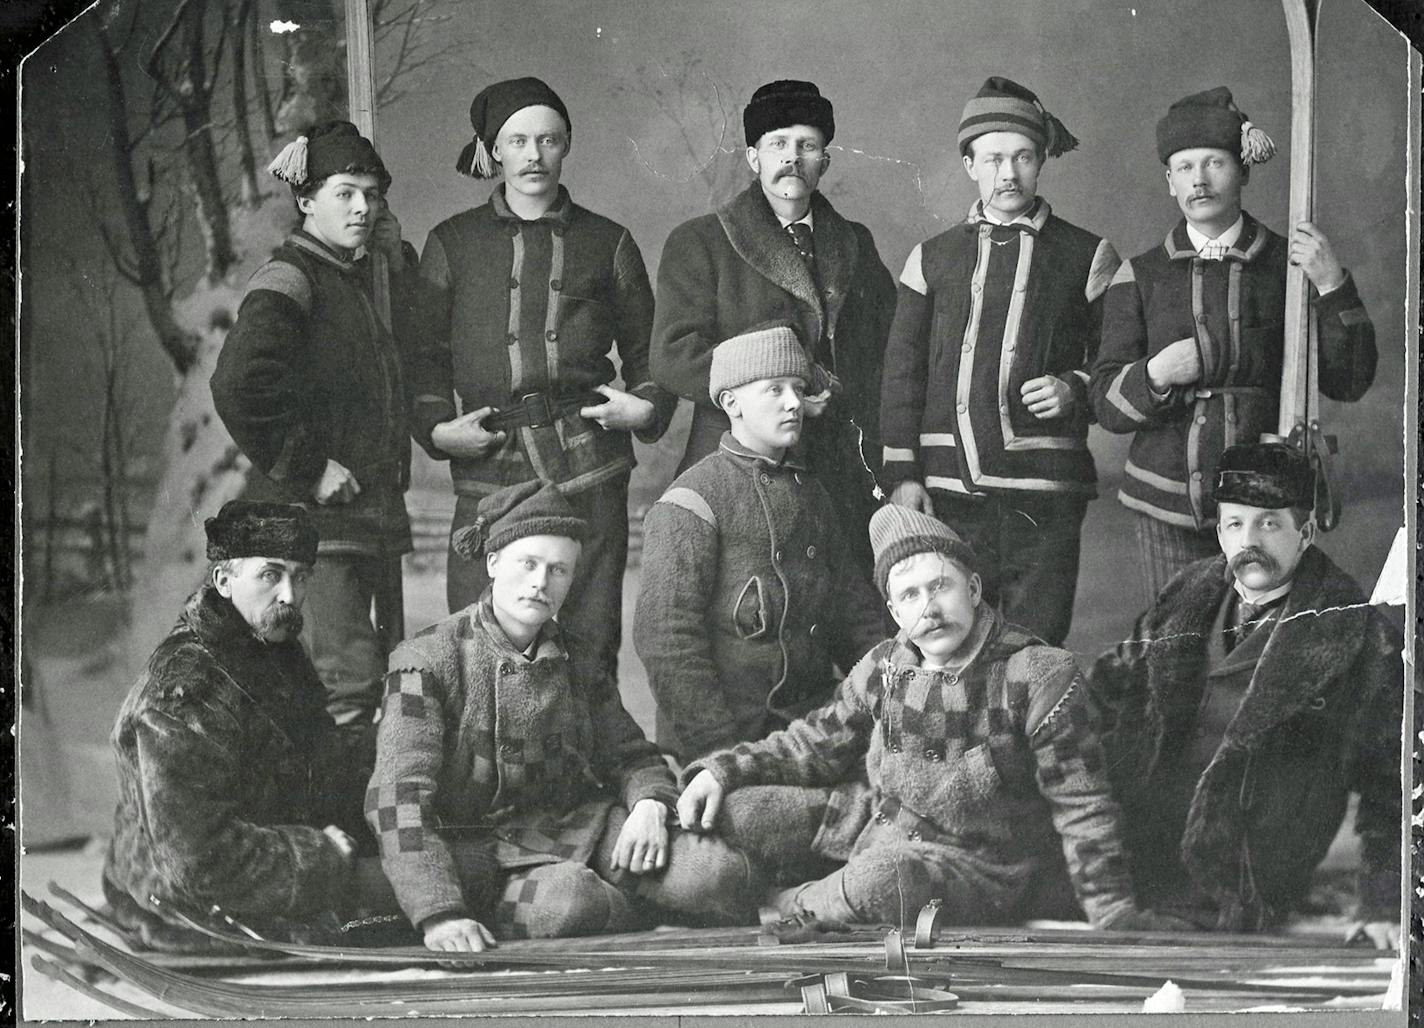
[449,480,587,562]
[870,504,978,598]
[708,320,811,406]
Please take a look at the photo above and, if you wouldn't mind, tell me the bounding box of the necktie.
[787,222,816,272]
[1225,594,1280,653]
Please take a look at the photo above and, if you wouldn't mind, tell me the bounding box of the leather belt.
[485,391,604,431]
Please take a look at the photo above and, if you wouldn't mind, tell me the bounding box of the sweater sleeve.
[1019,648,1139,928]
[581,664,680,813]
[684,646,881,792]
[650,221,721,409]
[210,262,328,492]
[1090,259,1184,434]
[1313,271,1378,403]
[1062,238,1121,417]
[877,245,933,489]
[365,666,470,928]
[1344,616,1404,922]
[406,231,459,460]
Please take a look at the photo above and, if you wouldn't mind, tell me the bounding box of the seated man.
[367,481,756,952]
[677,504,1163,931]
[634,321,887,763]
[103,502,378,950]
[1088,442,1402,947]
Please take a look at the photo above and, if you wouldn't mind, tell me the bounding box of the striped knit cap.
[957,76,1078,158]
[450,480,587,562]
[870,504,979,598]
[708,320,811,406]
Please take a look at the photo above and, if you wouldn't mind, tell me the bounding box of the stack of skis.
[22,883,1396,1016]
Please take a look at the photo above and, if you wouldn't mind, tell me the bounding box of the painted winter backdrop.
[20,0,1412,841]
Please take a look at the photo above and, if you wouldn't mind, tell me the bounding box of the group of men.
[99,71,1401,956]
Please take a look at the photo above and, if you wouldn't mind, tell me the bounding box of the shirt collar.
[490,183,574,227]
[1232,578,1293,609]
[288,230,359,274]
[718,430,810,472]
[1185,214,1245,256]
[968,197,1050,234]
[776,210,814,231]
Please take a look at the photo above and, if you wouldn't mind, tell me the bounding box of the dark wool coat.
[1087,547,1402,928]
[407,186,675,498]
[879,200,1120,497]
[687,609,1140,927]
[211,231,416,555]
[633,434,890,762]
[1090,214,1376,530]
[103,586,373,945]
[651,184,896,500]
[366,594,678,928]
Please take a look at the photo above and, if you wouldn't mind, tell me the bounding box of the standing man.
[1090,87,1376,601]
[652,79,896,572]
[408,77,675,678]
[879,77,1119,646]
[212,121,416,725]
[1087,442,1401,945]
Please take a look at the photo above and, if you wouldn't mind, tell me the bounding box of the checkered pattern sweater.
[688,608,1138,927]
[366,594,678,928]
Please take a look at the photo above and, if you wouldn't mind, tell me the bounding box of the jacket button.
[971,283,982,294]
[1196,415,1207,424]
[506,332,518,345]
[1196,313,1208,324]
[550,278,562,290]
[546,329,558,342]
[759,473,770,485]
[999,403,1009,414]
[498,661,515,675]
[806,545,817,558]
[1228,413,1238,424]
[889,743,901,754]
[957,402,968,413]
[509,276,519,290]
[552,226,565,237]
[946,672,958,685]
[923,748,939,760]
[1014,283,1027,294]
[963,342,972,353]
[907,829,921,841]
[774,549,784,564]
[809,623,819,638]
[1191,471,1203,481]
[875,811,888,824]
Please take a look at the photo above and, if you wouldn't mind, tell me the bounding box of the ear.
[1297,517,1316,552]
[1165,168,1178,198]
[486,549,499,579]
[962,153,976,179]
[297,193,316,215]
[563,129,573,160]
[818,151,830,175]
[968,572,983,607]
[212,562,235,598]
[746,146,761,175]
[719,390,740,419]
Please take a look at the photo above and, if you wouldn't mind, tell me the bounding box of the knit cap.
[266,120,391,191]
[708,320,812,406]
[455,77,571,178]
[450,480,587,562]
[958,76,1078,158]
[744,80,835,146]
[1156,86,1276,166]
[205,501,319,565]
[870,504,979,598]
[1211,442,1314,510]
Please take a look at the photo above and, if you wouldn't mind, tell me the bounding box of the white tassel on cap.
[471,137,495,178]
[1239,121,1276,166]
[267,135,310,184]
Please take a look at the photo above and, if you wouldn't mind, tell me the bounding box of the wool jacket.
[879,200,1120,497]
[1090,214,1376,529]
[102,585,373,944]
[366,593,679,928]
[1087,547,1402,928]
[633,433,890,762]
[651,183,896,484]
[687,608,1140,927]
[211,231,416,556]
[408,186,676,498]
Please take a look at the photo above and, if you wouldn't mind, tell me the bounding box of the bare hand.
[368,207,405,268]
[801,388,833,419]
[1146,337,1202,390]
[314,460,361,505]
[889,480,935,516]
[322,824,356,868]
[676,769,724,832]
[422,914,497,952]
[431,407,506,459]
[1290,221,1345,294]
[610,799,669,874]
[579,385,656,432]
[1020,375,1074,419]
[1345,920,1400,951]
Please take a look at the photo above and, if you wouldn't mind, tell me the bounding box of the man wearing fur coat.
[651,79,896,573]
[1087,442,1402,947]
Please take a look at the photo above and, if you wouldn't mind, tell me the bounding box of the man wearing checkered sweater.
[366,482,754,951]
[677,505,1170,930]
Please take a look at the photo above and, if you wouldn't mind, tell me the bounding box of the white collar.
[1186,214,1244,255]
[776,211,814,231]
[1232,578,1292,608]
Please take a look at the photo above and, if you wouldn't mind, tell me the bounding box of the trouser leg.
[491,861,639,940]
[300,553,384,725]
[992,494,1085,646]
[446,495,490,613]
[714,784,850,885]
[1132,513,1218,607]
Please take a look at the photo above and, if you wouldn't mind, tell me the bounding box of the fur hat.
[1211,442,1314,510]
[708,320,812,406]
[958,76,1078,158]
[1156,86,1276,166]
[205,501,319,564]
[744,80,835,146]
[456,77,571,178]
[450,480,587,562]
[266,120,391,191]
[869,504,978,598]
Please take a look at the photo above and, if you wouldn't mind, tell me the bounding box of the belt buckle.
[521,392,555,428]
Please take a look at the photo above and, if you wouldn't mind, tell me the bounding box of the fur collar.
[716,183,860,342]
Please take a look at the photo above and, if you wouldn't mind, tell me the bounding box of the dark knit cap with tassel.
[205,500,319,565]
[455,77,571,179]
[266,120,391,191]
[957,76,1078,158]
[869,504,979,599]
[1156,86,1276,166]
[1211,442,1314,510]
[743,80,835,146]
[450,480,588,562]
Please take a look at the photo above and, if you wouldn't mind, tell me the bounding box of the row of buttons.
[508,277,568,291]
[871,811,920,841]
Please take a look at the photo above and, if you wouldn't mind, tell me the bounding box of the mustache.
[255,603,304,640]
[1226,547,1279,578]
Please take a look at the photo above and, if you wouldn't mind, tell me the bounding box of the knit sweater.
[1090,214,1376,529]
[687,608,1139,927]
[366,593,678,928]
[407,185,676,497]
[879,199,1119,497]
[633,433,889,761]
